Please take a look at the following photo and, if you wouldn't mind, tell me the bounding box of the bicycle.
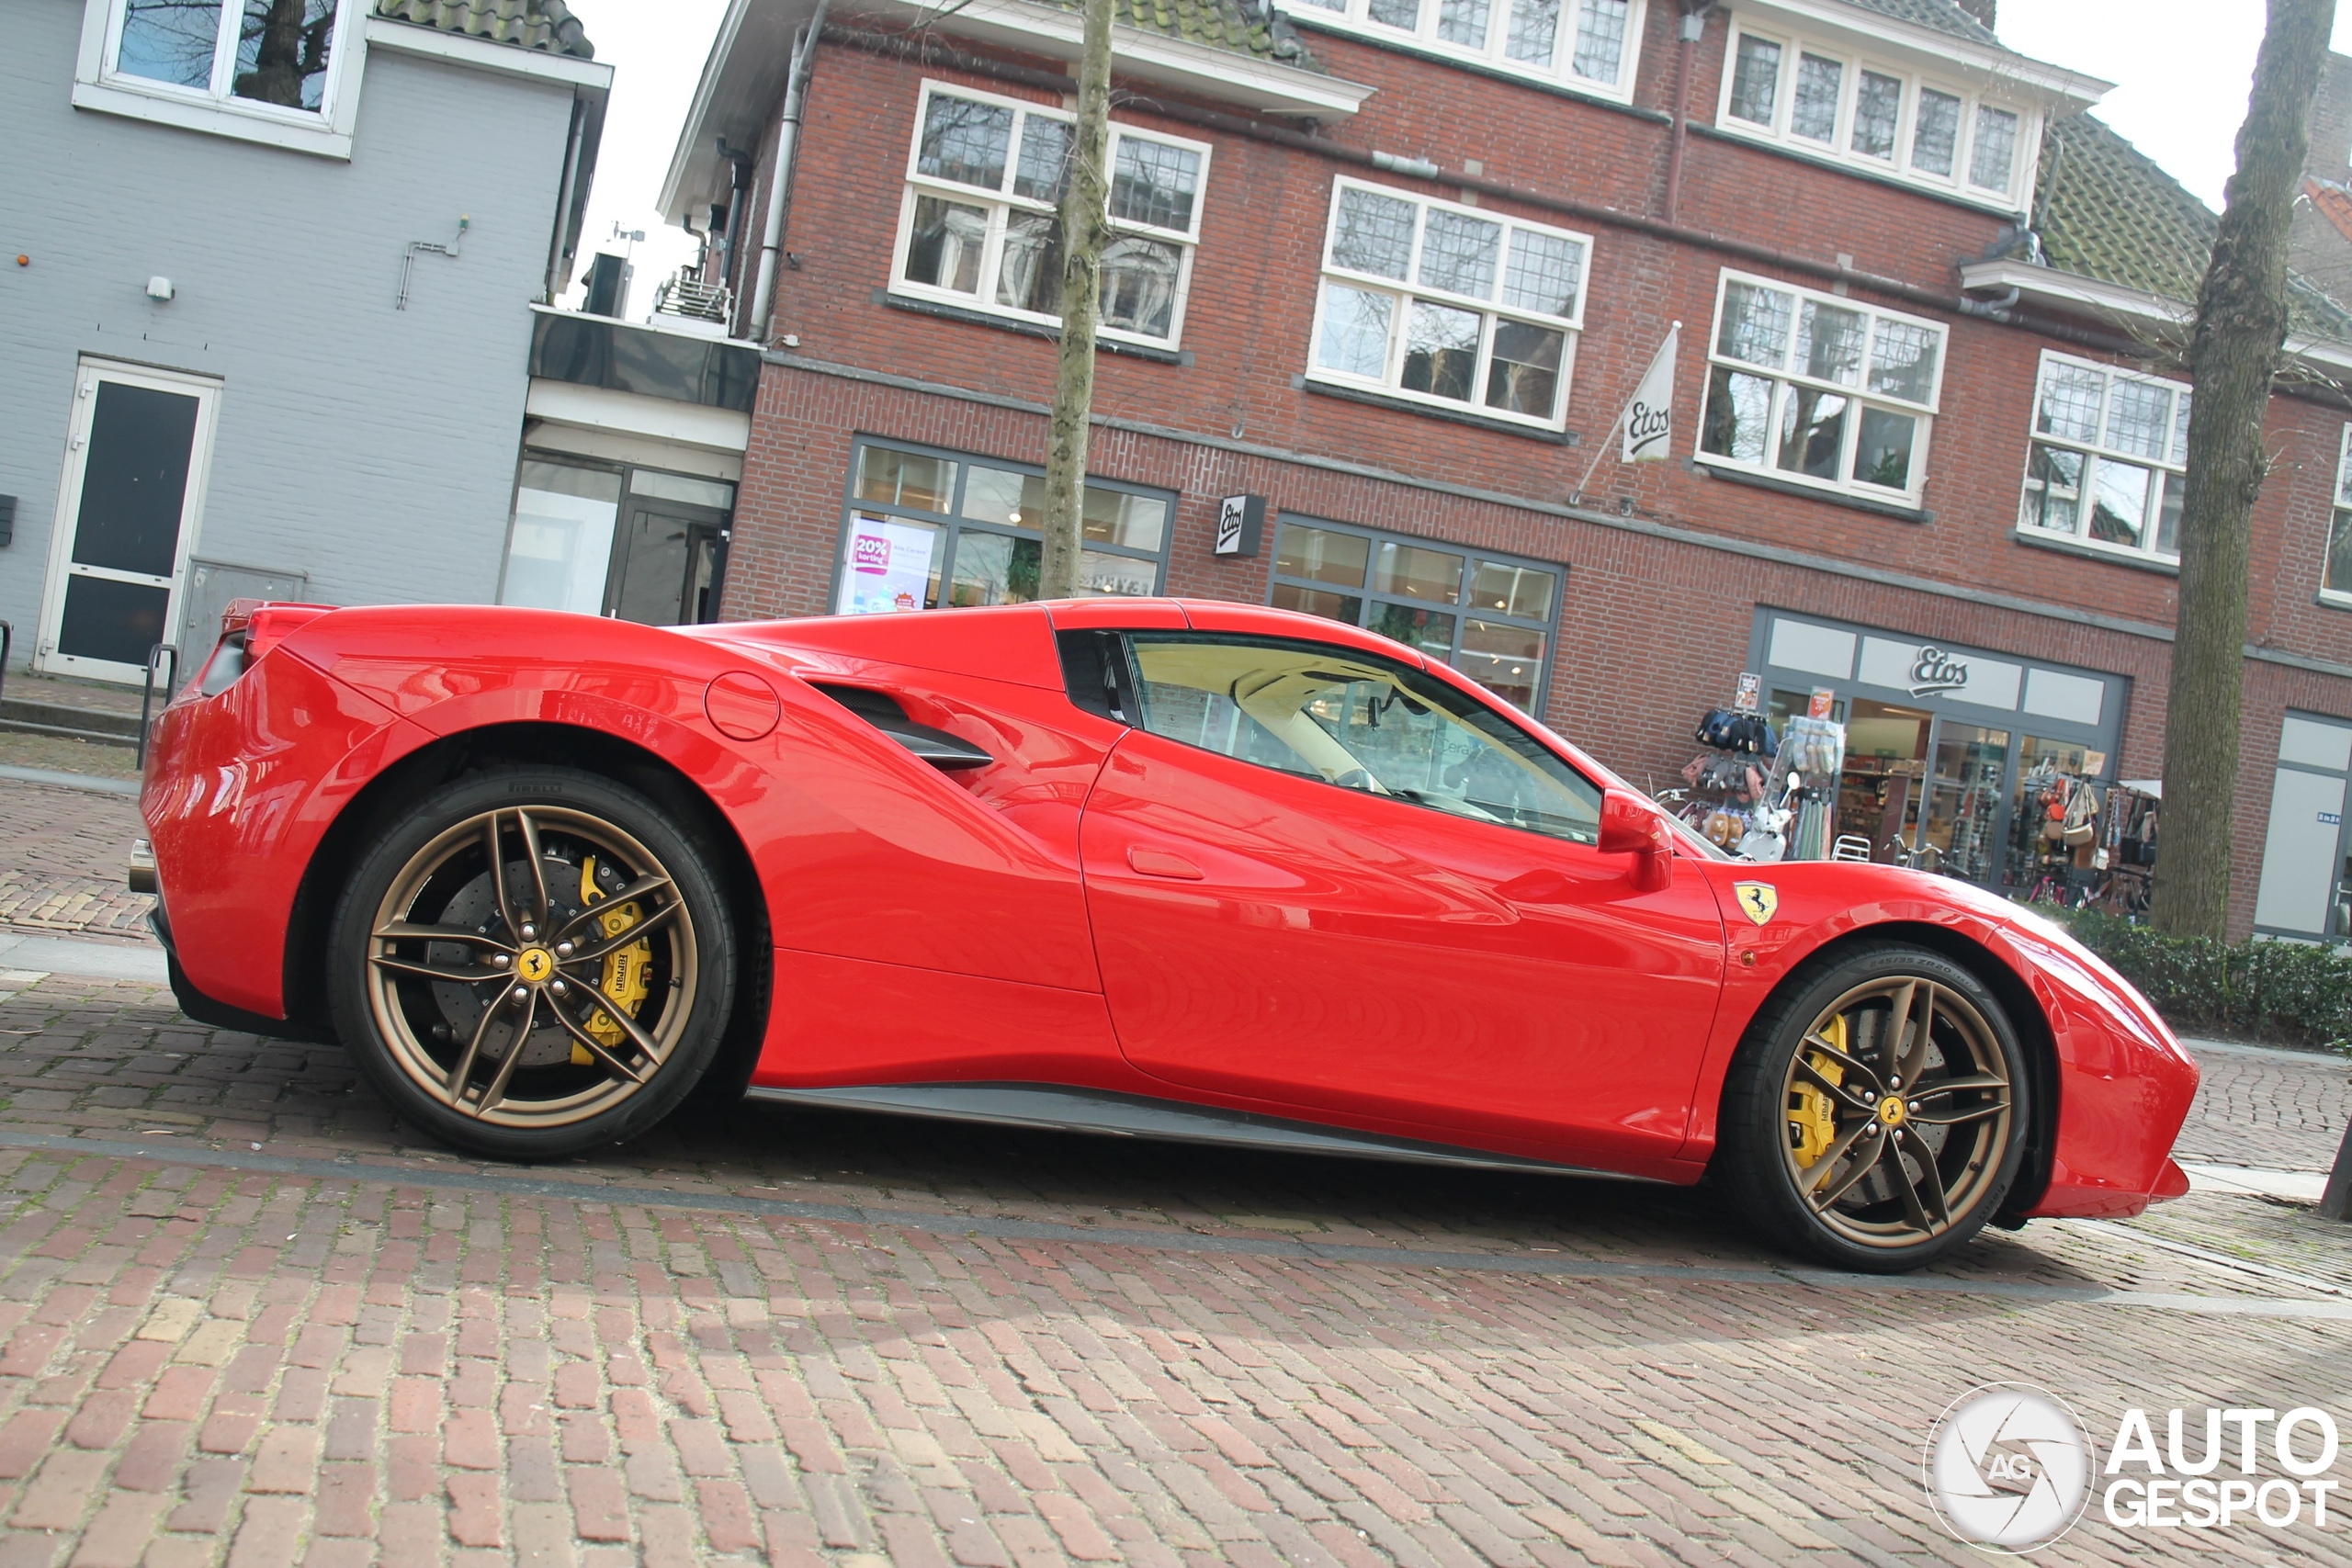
[1887,839,1944,874]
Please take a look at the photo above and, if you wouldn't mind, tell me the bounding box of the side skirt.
[742,1081,1660,1181]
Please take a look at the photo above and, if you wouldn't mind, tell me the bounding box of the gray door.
[2255,714,2352,941]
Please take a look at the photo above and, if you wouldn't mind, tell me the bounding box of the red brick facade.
[707,2,2352,939]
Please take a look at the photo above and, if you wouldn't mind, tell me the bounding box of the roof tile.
[373,0,594,61]
[1836,0,1998,46]
[2033,112,2352,340]
[1040,0,1316,65]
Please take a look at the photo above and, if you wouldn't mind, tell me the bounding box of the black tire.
[1718,942,2030,1273]
[325,766,737,1160]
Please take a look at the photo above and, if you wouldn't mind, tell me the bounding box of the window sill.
[876,289,1193,365]
[1689,457,1930,522]
[2009,526,2179,576]
[2319,590,2352,612]
[1282,13,1667,121]
[71,78,354,159]
[1296,375,1575,444]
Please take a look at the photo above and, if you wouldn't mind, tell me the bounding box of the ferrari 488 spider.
[136,596,2196,1271]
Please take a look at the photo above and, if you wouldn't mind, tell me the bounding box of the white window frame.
[2326,425,2352,607]
[1713,14,2037,212]
[2016,351,2189,567]
[1696,268,1945,504]
[37,359,224,686]
[1284,0,1648,105]
[1305,176,1590,432]
[888,80,1212,351]
[73,0,365,158]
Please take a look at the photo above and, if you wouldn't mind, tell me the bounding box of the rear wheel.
[326,768,736,1159]
[1719,943,2028,1272]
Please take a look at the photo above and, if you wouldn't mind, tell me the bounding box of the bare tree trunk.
[2153,0,2335,939]
[1036,0,1114,602]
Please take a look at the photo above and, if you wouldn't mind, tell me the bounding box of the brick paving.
[0,974,2335,1565]
[2172,1041,2352,1173]
[0,779,153,944]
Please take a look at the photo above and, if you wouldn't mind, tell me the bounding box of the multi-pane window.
[103,0,345,113]
[1716,24,2031,208]
[2327,427,2352,603]
[1309,179,1589,429]
[1266,517,1562,712]
[1287,0,1645,101]
[2017,353,2189,564]
[892,83,1210,347]
[1699,271,1945,502]
[834,438,1172,615]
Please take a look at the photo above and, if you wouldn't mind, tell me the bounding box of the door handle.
[1126,846,1204,880]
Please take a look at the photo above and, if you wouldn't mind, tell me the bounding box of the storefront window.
[1266,517,1561,712]
[2006,736,2108,892]
[1836,699,1930,861]
[1917,724,2010,881]
[835,438,1171,615]
[500,459,622,615]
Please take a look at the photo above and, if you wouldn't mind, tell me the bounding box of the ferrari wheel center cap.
[515,946,556,984]
[1879,1094,1907,1127]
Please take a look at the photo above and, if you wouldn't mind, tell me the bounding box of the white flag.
[1621,323,1679,464]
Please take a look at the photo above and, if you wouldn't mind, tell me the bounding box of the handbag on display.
[2060,781,2098,848]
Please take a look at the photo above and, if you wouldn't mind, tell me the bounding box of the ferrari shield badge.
[1733,882,1778,927]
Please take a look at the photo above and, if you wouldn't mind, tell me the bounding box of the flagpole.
[1572,320,1681,507]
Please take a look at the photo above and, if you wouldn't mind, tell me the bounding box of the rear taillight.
[221,599,334,663]
[200,600,335,695]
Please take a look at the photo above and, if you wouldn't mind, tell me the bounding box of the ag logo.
[1732,881,1777,927]
[1924,1383,2093,1552]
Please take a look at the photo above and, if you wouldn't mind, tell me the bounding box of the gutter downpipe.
[543,96,587,302]
[1663,5,1706,224]
[752,0,829,344]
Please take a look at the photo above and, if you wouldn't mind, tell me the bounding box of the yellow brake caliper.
[1788,1013,1848,1168]
[573,856,651,1065]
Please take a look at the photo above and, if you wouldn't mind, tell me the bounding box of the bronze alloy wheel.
[362,804,700,1131]
[1779,974,2014,1251]
[1719,942,2030,1270]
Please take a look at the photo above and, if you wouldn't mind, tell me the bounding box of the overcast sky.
[555,0,2352,320]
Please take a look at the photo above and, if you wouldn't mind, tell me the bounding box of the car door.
[1076,628,1728,1169]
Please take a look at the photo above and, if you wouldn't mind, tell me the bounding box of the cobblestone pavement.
[0,974,2338,1566]
[0,779,153,943]
[2171,1040,2352,1173]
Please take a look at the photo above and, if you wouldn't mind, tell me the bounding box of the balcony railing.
[652,271,732,325]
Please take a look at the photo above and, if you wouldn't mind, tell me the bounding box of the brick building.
[651,0,2352,942]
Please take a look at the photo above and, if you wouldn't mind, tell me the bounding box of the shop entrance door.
[604,503,729,626]
[2254,715,2352,942]
[38,361,221,683]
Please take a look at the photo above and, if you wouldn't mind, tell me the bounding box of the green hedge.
[2059,909,2352,1053]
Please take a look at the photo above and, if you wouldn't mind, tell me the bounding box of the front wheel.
[326,767,738,1159]
[1718,943,2029,1272]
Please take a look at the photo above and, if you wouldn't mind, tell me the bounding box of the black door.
[605,504,731,626]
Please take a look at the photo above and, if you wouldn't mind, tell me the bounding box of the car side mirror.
[1597,788,1672,892]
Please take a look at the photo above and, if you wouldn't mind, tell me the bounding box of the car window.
[1126,634,1601,843]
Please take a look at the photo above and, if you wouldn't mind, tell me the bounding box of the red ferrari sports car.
[136,596,2196,1271]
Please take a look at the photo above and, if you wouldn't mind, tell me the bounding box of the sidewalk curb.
[0,933,166,982]
[0,763,139,798]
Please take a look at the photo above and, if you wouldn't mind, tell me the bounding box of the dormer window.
[1288,0,1645,104]
[1715,15,2035,209]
